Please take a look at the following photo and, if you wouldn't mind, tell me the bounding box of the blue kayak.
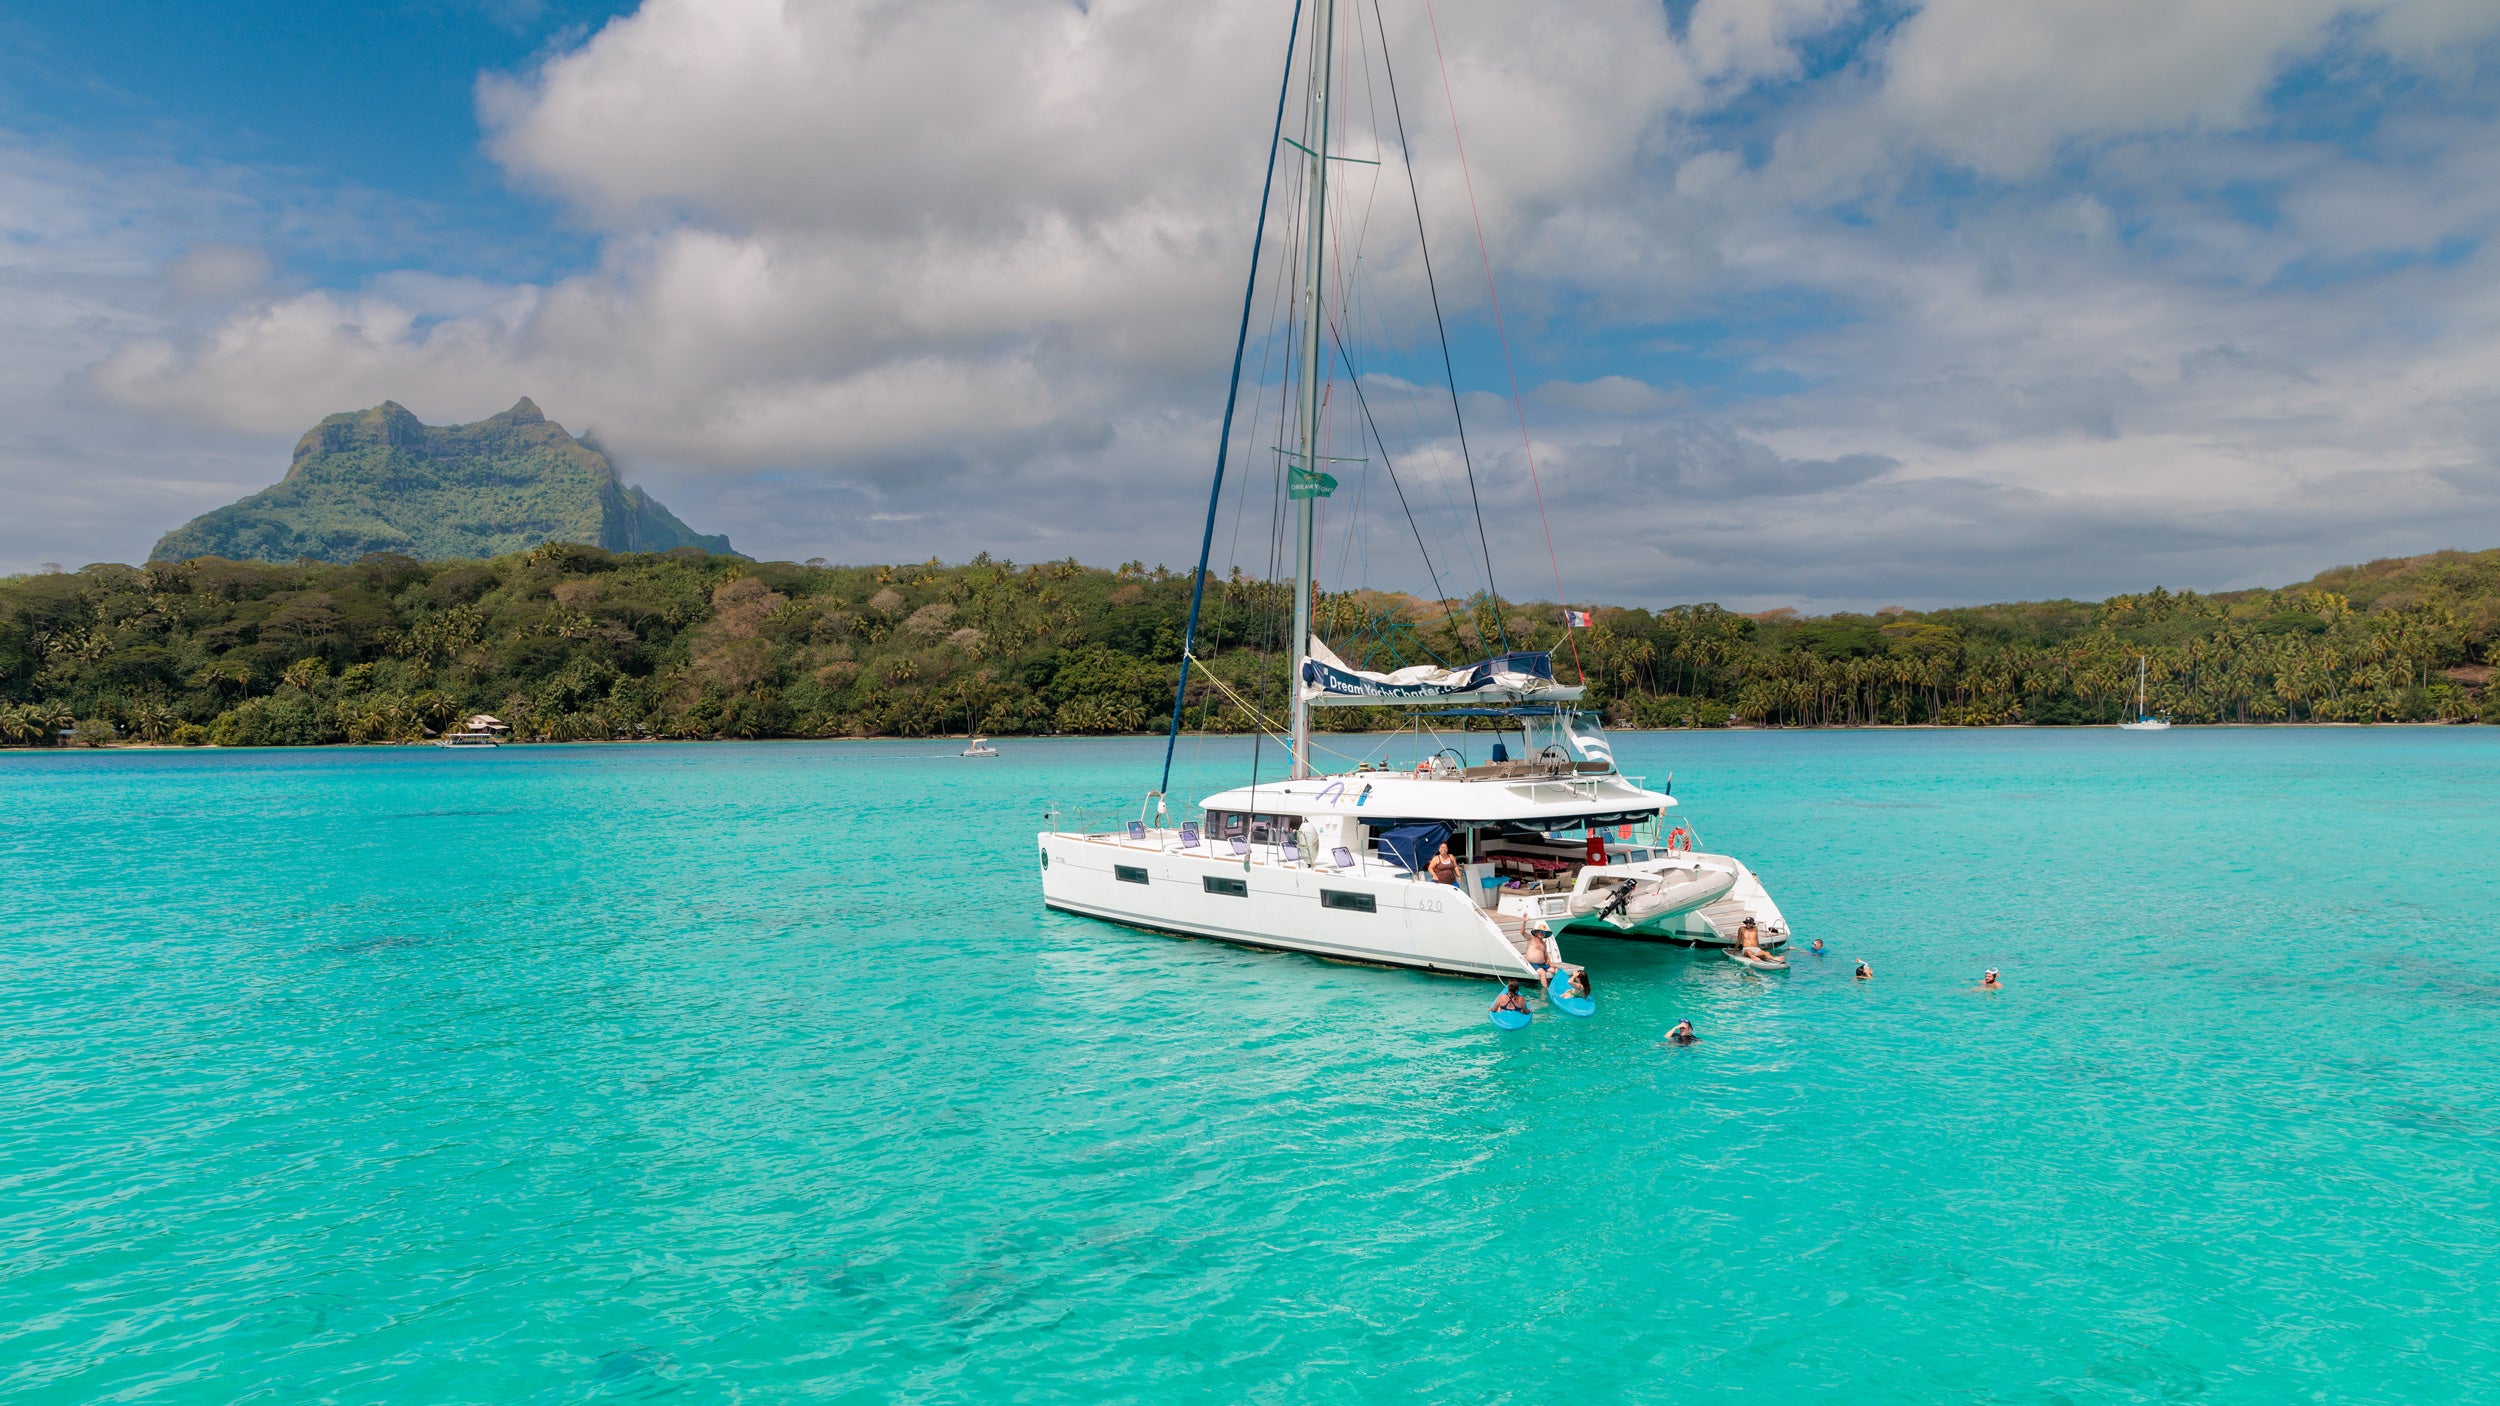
[1548,971,1595,1018]
[1489,1007,1532,1031]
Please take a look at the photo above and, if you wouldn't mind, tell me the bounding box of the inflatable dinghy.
[1567,867,1739,930]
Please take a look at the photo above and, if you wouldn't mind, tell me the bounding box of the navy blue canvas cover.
[1374,822,1452,874]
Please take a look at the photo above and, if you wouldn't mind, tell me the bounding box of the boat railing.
[1078,827,1395,878]
[1455,759,1610,781]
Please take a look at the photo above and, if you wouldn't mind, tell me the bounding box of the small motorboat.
[959,704,999,756]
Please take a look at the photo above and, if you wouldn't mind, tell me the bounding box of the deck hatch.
[1320,889,1377,913]
[1114,865,1149,885]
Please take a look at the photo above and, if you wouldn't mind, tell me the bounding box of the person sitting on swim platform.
[1428,841,1461,888]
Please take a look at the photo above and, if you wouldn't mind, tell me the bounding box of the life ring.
[1668,826,1691,853]
[1584,833,1608,866]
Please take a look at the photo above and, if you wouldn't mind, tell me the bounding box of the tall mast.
[1288,0,1335,780]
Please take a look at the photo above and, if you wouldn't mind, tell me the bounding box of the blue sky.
[4,0,2498,610]
[0,0,632,283]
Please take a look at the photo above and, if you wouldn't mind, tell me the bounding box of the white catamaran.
[1037,0,1790,986]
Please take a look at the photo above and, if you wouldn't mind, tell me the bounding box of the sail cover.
[1299,638,1585,707]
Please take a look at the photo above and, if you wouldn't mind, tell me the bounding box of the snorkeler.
[1854,961,1872,980]
[1979,968,2001,990]
[1667,1019,1697,1045]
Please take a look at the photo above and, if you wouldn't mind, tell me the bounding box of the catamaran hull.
[1039,834,1543,981]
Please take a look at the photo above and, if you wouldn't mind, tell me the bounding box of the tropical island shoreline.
[4,544,2495,749]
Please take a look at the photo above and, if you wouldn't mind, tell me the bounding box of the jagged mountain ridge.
[151,398,735,564]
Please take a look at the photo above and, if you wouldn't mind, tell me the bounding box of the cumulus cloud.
[12,0,2500,604]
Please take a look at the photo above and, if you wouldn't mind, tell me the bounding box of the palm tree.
[130,704,179,743]
[193,662,252,699]
[0,705,44,746]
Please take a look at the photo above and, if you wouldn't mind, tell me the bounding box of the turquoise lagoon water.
[4,728,2499,1403]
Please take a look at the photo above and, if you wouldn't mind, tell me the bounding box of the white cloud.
[0,142,293,574]
[8,0,2500,603]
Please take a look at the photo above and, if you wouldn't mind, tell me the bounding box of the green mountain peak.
[153,399,735,564]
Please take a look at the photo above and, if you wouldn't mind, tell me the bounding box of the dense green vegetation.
[151,399,732,565]
[1,546,2494,747]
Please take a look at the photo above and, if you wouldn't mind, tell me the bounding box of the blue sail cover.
[1300,642,1579,707]
[1374,822,1452,875]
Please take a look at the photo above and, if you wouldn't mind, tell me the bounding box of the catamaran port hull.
[1040,832,1551,982]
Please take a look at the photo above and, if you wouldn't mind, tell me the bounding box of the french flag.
[1564,609,1594,628]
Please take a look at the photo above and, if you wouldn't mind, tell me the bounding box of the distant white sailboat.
[2118,656,2170,730]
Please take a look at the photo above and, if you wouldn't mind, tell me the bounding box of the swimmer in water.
[1854,961,1872,980]
[1810,938,1825,955]
[1493,981,1529,1014]
[1979,968,2001,990]
[1667,1019,1697,1045]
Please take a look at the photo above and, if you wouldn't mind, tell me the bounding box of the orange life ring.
[1668,826,1691,853]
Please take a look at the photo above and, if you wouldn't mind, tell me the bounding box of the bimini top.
[1196,768,1672,830]
[1299,639,1585,708]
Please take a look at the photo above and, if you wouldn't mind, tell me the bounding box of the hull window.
[1115,865,1149,885]
[1320,890,1377,914]
[1203,875,1249,897]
